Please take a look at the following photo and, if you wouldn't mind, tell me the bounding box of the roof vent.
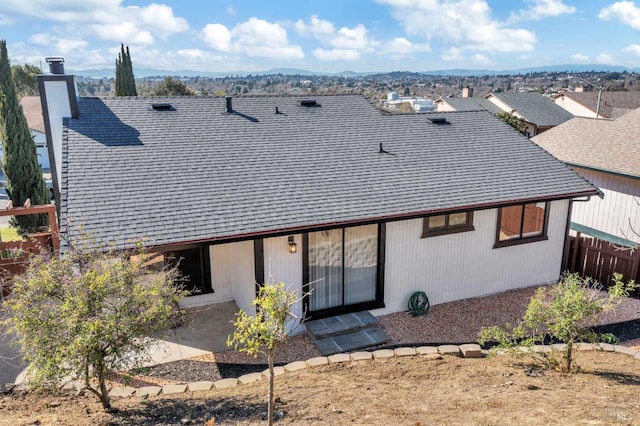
[299,99,320,107]
[151,103,173,111]
[428,117,448,124]
[46,57,65,75]
[225,96,233,113]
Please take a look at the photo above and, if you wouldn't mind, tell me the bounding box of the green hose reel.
[408,291,430,317]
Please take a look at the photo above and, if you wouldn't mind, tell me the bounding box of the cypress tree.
[0,40,49,235]
[115,44,137,96]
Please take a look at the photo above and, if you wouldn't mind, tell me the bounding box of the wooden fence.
[565,232,640,294]
[0,204,58,299]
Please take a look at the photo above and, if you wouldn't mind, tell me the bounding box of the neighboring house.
[0,96,50,172]
[484,92,574,136]
[435,96,502,114]
[532,107,640,246]
[551,90,640,119]
[38,63,598,324]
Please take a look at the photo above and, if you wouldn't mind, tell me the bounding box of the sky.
[1,0,640,74]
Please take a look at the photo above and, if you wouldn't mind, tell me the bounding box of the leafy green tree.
[227,281,302,426]
[151,77,195,96]
[0,40,49,235]
[11,64,41,99]
[496,112,528,135]
[1,240,186,411]
[479,273,638,372]
[115,44,137,96]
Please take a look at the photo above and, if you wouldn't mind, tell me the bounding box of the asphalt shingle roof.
[488,92,574,127]
[532,107,640,179]
[438,97,503,114]
[61,95,597,249]
[557,91,640,119]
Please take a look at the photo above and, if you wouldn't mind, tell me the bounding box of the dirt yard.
[1,350,638,425]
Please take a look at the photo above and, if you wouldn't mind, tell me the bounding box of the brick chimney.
[37,57,79,211]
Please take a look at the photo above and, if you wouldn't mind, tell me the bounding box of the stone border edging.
[92,343,640,399]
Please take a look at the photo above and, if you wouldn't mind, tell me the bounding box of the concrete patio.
[0,301,240,386]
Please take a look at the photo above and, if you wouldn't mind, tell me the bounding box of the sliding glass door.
[306,224,381,315]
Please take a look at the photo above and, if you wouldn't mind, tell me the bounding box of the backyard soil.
[1,350,639,425]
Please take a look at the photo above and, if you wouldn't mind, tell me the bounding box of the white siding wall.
[571,167,640,243]
[263,235,304,332]
[552,96,599,118]
[43,80,72,185]
[372,200,569,316]
[435,101,456,112]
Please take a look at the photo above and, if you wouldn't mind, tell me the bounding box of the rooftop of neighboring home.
[436,97,503,114]
[18,96,45,133]
[61,95,597,249]
[486,92,574,127]
[551,90,640,119]
[531,107,640,180]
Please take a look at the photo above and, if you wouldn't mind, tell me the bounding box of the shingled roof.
[532,107,640,179]
[554,91,640,119]
[437,97,503,114]
[61,95,597,249]
[487,92,574,127]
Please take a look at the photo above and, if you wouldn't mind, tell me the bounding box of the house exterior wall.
[372,200,569,316]
[194,201,570,318]
[485,95,515,115]
[180,241,255,311]
[0,130,49,172]
[263,235,304,330]
[570,167,640,243]
[552,95,599,118]
[435,100,456,112]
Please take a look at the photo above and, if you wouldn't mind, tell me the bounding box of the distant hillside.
[69,63,638,79]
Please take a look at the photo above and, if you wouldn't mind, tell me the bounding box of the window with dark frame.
[494,202,549,248]
[422,211,475,238]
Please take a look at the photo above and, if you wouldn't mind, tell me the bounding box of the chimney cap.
[45,57,65,75]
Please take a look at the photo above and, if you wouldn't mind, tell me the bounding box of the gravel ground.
[127,285,640,385]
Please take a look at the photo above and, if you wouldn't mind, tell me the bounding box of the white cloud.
[312,48,361,61]
[595,53,613,64]
[202,24,232,51]
[383,37,431,54]
[0,13,12,25]
[623,44,640,56]
[377,0,536,52]
[570,53,590,63]
[55,38,88,54]
[226,5,236,16]
[202,18,303,59]
[0,1,188,44]
[599,1,640,29]
[471,53,491,65]
[295,16,375,50]
[89,22,155,45]
[442,47,464,61]
[508,0,575,24]
[29,33,52,45]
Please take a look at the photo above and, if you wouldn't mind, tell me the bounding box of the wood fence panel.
[565,235,640,295]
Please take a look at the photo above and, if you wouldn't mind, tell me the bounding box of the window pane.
[499,205,523,241]
[449,212,468,227]
[522,202,546,238]
[344,224,377,305]
[428,215,446,229]
[308,229,343,311]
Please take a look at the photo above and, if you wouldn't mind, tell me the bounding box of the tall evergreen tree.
[0,40,49,235]
[115,44,137,96]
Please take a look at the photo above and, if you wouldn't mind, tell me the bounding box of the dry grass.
[1,351,639,425]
